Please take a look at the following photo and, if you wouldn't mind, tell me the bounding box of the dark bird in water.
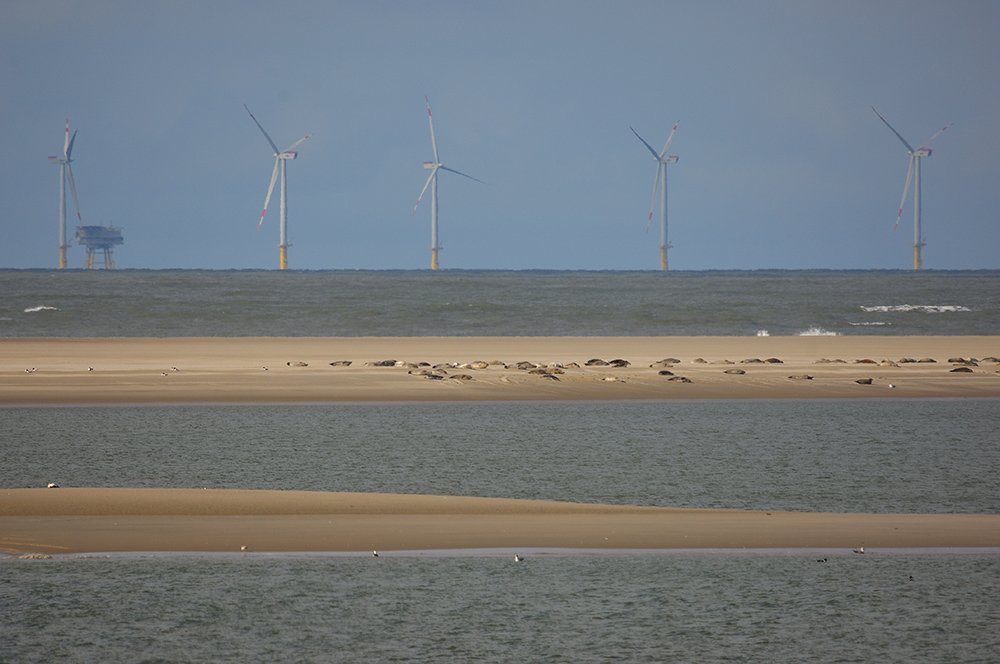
[816,558,828,563]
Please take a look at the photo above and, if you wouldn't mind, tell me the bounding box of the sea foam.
[860,304,971,313]
[24,306,59,313]
[798,326,839,336]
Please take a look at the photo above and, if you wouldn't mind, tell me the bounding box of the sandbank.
[3,488,998,555]
[2,336,999,404]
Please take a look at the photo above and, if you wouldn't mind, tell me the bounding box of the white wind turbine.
[872,107,951,270]
[245,104,311,270]
[48,119,82,269]
[412,96,484,270]
[631,122,679,271]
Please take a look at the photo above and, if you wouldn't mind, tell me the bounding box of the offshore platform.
[74,224,124,269]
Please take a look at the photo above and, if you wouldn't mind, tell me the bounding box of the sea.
[2,269,999,663]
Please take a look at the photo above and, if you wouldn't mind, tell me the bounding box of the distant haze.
[1,0,998,270]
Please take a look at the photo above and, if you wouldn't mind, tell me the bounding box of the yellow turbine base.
[280,246,288,271]
[59,247,67,270]
[913,246,922,271]
[431,249,439,271]
[660,247,668,272]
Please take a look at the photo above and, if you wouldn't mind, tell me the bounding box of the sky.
[1,0,998,271]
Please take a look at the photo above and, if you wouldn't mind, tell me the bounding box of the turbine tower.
[413,96,484,270]
[245,104,311,270]
[631,122,679,271]
[872,107,951,270]
[48,120,82,269]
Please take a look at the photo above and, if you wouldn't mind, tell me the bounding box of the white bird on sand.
[372,551,379,557]
[161,372,168,377]
[888,383,896,388]
[240,545,247,552]
[853,546,865,554]
[171,366,179,372]
[47,483,59,488]
[87,367,94,371]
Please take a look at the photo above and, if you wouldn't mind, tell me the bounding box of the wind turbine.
[872,107,951,270]
[245,104,311,270]
[631,122,679,271]
[48,120,82,269]
[412,96,484,270]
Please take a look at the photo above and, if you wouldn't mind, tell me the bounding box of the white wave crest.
[756,329,770,337]
[860,304,971,313]
[798,326,839,336]
[24,305,59,313]
[848,321,889,326]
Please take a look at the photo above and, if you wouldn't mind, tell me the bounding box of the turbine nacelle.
[48,156,67,164]
[277,151,298,160]
[423,161,437,169]
[664,156,679,164]
[913,149,931,158]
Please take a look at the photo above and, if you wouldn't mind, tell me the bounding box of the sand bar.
[2,336,999,403]
[3,489,998,554]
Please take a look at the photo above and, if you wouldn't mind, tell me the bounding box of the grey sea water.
[2,269,999,337]
[3,270,999,662]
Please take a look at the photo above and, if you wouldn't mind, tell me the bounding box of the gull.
[240,545,247,552]
[372,551,379,558]
[262,366,268,371]
[514,554,524,562]
[87,367,94,372]
[888,383,896,388]
[816,557,828,563]
[853,546,865,554]
[161,372,168,377]
[171,366,179,372]
[47,483,59,488]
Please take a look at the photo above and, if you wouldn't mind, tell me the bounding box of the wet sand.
[4,488,999,555]
[4,336,998,554]
[2,336,998,403]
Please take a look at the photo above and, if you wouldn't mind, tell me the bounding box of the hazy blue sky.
[2,0,997,270]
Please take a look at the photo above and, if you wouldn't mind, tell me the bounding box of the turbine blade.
[413,166,439,215]
[63,120,71,158]
[66,163,82,221]
[245,104,280,154]
[426,96,439,163]
[630,127,661,160]
[872,106,914,153]
[439,165,486,184]
[257,158,280,230]
[66,130,78,160]
[916,123,953,151]
[283,134,311,153]
[646,164,663,234]
[659,121,679,157]
[895,157,915,231]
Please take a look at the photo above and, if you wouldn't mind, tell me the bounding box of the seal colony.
[2,336,998,404]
